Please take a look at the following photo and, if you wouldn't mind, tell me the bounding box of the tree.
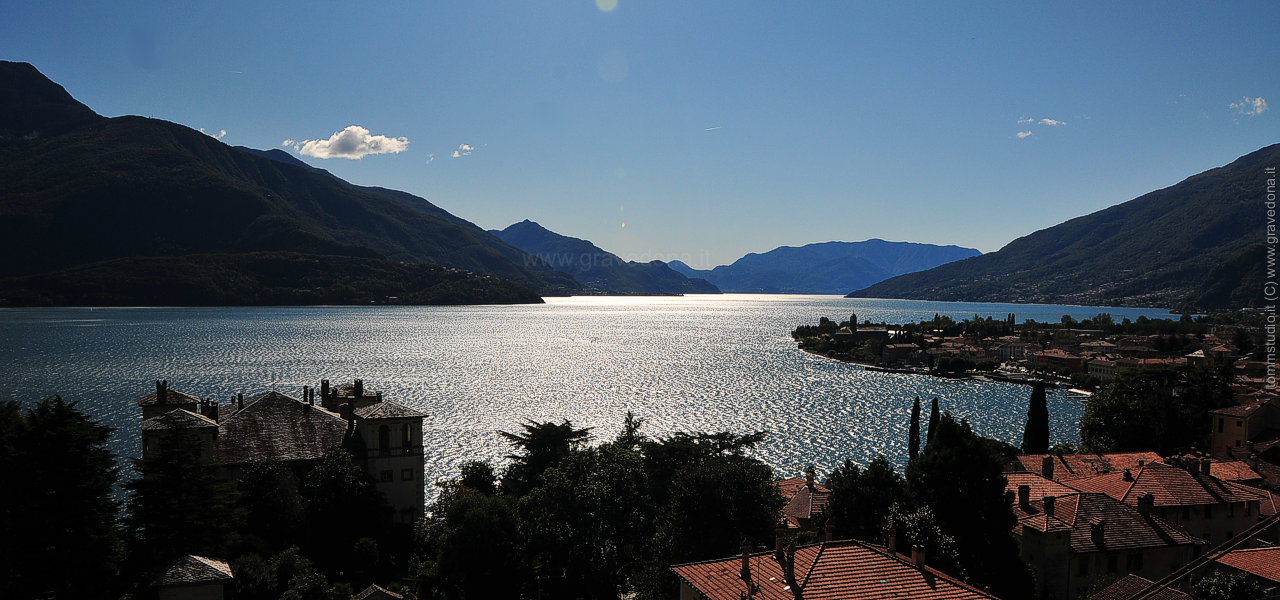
[457,460,497,495]
[297,448,393,572]
[1021,382,1050,453]
[1079,371,1187,454]
[885,504,963,577]
[433,491,527,599]
[1190,569,1266,600]
[908,397,922,459]
[926,397,940,446]
[125,415,240,565]
[907,413,1035,599]
[498,419,592,496]
[824,455,909,542]
[237,459,305,555]
[0,397,125,600]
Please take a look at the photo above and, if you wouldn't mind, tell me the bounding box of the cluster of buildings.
[137,379,425,600]
[674,450,1280,600]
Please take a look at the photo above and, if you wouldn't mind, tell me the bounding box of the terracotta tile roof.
[1088,574,1192,600]
[213,391,349,465]
[352,583,405,600]
[1015,493,1200,553]
[1214,547,1280,583]
[1208,460,1263,482]
[776,474,831,526]
[354,401,426,420]
[1067,472,1135,499]
[671,539,1001,600]
[1208,401,1270,418]
[154,555,233,587]
[1005,472,1078,502]
[141,408,218,431]
[1012,452,1163,482]
[137,388,202,407]
[1120,463,1269,507]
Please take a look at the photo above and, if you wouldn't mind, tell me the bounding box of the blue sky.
[3,1,1277,267]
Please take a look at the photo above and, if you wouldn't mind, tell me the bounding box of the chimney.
[824,520,835,543]
[1137,493,1154,517]
[1042,456,1054,480]
[740,543,752,581]
[886,524,897,554]
[1018,485,1031,509]
[805,465,816,490]
[321,379,330,400]
[354,379,364,398]
[237,392,244,409]
[1090,520,1106,547]
[1200,458,1212,476]
[1138,459,1145,467]
[1044,495,1056,518]
[774,521,788,556]
[1123,468,1133,482]
[200,399,219,421]
[156,380,168,404]
[911,545,926,567]
[375,391,382,404]
[340,402,354,422]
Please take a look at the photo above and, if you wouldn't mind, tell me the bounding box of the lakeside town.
[5,309,1279,600]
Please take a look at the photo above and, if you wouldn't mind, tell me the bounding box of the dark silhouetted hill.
[670,240,980,294]
[850,144,1279,309]
[492,220,720,295]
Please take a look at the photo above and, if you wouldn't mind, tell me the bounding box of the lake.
[0,295,1173,492]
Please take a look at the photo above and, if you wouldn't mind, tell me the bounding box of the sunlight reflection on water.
[0,295,1171,496]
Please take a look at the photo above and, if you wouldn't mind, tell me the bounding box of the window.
[401,468,414,481]
[380,470,392,482]
[1077,559,1089,576]
[1126,553,1143,571]
[1107,555,1117,573]
[1236,420,1243,427]
[378,425,391,450]
[1246,502,1252,516]
[1218,418,1224,433]
[1204,506,1212,519]
[1228,503,1235,517]
[401,423,411,448]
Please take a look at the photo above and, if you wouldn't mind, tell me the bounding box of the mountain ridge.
[850,143,1278,309]
[491,220,720,295]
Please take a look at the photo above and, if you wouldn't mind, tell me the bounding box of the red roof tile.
[1088,574,1192,600]
[776,475,831,498]
[1120,463,1268,507]
[1208,460,1263,482]
[1015,493,1200,553]
[671,540,1000,600]
[1214,547,1280,583]
[1014,453,1162,482]
[154,555,233,587]
[1005,472,1079,502]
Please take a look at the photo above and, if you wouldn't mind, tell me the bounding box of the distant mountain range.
[851,144,1278,310]
[0,61,578,305]
[668,240,980,294]
[491,220,719,295]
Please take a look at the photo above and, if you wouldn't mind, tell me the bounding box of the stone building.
[139,379,426,523]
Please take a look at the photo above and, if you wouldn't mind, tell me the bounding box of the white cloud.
[200,128,227,139]
[1017,117,1034,124]
[1017,131,1033,139]
[281,139,295,147]
[1038,118,1066,126]
[451,143,476,158]
[425,154,436,165]
[1230,96,1267,116]
[289,125,409,160]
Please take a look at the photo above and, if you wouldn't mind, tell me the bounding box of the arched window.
[378,425,390,450]
[402,423,411,448]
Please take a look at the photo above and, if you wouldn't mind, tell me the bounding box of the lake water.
[0,295,1173,493]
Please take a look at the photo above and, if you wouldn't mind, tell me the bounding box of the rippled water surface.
[0,295,1172,492]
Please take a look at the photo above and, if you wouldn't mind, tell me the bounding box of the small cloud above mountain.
[1230,96,1267,116]
[286,125,409,159]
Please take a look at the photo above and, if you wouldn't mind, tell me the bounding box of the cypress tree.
[926,397,940,446]
[908,397,922,459]
[1021,382,1050,454]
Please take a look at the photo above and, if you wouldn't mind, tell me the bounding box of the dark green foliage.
[926,397,940,446]
[654,453,781,564]
[0,397,124,600]
[237,460,306,555]
[1,251,544,306]
[125,418,241,564]
[884,504,964,578]
[432,491,527,599]
[457,460,497,495]
[492,220,721,295]
[908,397,922,459]
[498,419,593,496]
[1190,569,1267,600]
[1021,382,1050,454]
[907,413,1035,599]
[852,143,1280,308]
[824,455,909,542]
[1079,367,1230,454]
[297,449,394,573]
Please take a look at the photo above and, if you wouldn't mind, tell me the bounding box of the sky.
[3,1,1277,268]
